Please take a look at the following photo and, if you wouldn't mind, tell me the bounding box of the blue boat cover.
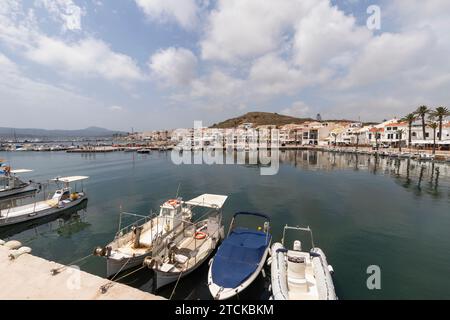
[211,227,271,288]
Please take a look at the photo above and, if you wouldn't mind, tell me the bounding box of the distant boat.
[269,225,337,300]
[0,176,88,227]
[208,212,271,300]
[137,148,150,154]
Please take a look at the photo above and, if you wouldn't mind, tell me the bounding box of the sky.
[1,0,449,131]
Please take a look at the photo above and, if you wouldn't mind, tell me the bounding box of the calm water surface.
[1,150,449,300]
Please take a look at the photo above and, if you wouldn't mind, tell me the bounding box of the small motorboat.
[0,162,37,200]
[144,194,228,290]
[137,148,151,154]
[208,212,271,300]
[269,225,337,300]
[418,153,435,161]
[0,176,88,227]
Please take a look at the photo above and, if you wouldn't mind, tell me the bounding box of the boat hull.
[208,243,270,300]
[270,243,337,300]
[154,246,215,290]
[106,252,152,278]
[0,196,87,227]
[0,184,37,200]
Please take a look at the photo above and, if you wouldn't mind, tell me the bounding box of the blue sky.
[1,0,449,131]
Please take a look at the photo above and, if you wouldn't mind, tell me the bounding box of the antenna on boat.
[117,204,123,235]
[175,183,181,199]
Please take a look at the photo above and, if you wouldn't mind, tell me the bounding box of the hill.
[210,112,314,128]
[0,126,126,138]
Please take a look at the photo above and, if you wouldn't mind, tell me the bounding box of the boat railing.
[150,213,221,268]
[281,225,316,249]
[115,211,158,240]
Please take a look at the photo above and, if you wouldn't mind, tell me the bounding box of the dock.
[0,242,165,300]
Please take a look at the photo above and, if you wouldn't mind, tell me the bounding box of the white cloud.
[281,101,312,118]
[149,47,197,86]
[109,105,124,111]
[249,53,331,96]
[135,0,200,30]
[292,1,371,70]
[0,1,145,83]
[26,36,144,81]
[35,0,84,31]
[0,53,105,128]
[340,30,434,88]
[201,0,308,62]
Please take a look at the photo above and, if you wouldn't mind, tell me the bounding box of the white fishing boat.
[0,176,88,227]
[0,161,37,199]
[144,194,228,290]
[269,225,337,300]
[208,212,271,300]
[95,198,192,278]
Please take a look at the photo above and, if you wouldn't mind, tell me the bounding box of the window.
[393,127,398,131]
[412,132,417,137]
[387,127,391,131]
[426,133,429,138]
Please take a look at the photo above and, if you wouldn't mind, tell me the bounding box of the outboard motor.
[293,240,302,251]
[263,221,269,233]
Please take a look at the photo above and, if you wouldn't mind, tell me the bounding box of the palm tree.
[355,132,361,150]
[428,121,439,155]
[396,129,405,152]
[430,106,449,141]
[415,105,430,140]
[401,113,417,148]
[331,132,337,147]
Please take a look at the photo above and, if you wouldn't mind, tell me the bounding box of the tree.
[401,113,417,147]
[331,132,338,147]
[428,121,439,155]
[415,105,430,140]
[396,129,405,152]
[430,106,449,141]
[355,131,361,150]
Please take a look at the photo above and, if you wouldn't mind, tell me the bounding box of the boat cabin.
[159,199,188,232]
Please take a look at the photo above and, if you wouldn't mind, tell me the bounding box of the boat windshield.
[160,207,174,216]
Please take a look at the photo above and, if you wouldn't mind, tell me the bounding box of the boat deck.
[0,199,58,218]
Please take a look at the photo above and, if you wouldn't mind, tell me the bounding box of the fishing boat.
[144,194,228,290]
[269,225,337,300]
[418,153,435,161]
[96,194,225,278]
[0,160,37,200]
[137,148,151,154]
[0,176,88,227]
[208,212,271,300]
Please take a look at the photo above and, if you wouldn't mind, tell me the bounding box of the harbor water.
[0,150,449,299]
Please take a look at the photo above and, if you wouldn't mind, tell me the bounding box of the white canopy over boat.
[185,194,228,209]
[10,169,33,174]
[52,176,89,183]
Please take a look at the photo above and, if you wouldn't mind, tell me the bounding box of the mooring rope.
[51,253,93,275]
[169,268,186,300]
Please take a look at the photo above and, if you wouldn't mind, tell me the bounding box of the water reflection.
[279,150,450,197]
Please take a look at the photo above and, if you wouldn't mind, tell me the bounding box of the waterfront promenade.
[0,243,164,300]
